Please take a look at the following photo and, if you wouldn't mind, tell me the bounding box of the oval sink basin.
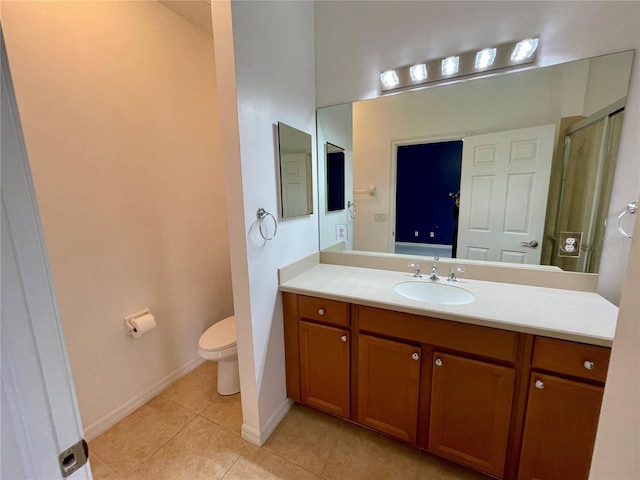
[393,281,476,305]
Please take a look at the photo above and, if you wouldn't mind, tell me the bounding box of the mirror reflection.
[278,122,313,218]
[317,51,633,273]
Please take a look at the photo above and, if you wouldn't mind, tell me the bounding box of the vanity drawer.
[298,295,349,326]
[357,306,519,363]
[532,337,610,383]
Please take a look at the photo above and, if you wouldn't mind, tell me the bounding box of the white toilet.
[198,316,240,395]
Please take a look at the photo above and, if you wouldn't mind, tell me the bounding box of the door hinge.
[58,439,88,478]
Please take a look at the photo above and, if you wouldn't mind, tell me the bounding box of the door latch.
[58,439,88,477]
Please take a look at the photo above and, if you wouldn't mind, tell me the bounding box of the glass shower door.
[553,109,624,273]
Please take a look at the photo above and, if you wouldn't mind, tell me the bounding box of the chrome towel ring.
[256,208,277,241]
[617,202,637,239]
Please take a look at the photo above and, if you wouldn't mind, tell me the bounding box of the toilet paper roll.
[130,313,156,338]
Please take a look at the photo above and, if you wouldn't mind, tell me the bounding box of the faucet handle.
[408,263,422,278]
[447,267,465,282]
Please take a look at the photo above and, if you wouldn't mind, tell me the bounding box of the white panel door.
[280,153,309,217]
[458,125,556,264]
[1,30,91,479]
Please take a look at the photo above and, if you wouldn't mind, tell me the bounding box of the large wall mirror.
[317,50,634,274]
[278,122,313,218]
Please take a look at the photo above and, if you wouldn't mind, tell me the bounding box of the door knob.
[340,335,347,342]
[520,240,539,248]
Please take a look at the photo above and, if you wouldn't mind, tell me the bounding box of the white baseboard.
[241,397,293,446]
[83,356,205,441]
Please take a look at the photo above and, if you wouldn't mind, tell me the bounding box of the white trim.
[241,398,293,446]
[83,356,204,441]
[240,424,262,446]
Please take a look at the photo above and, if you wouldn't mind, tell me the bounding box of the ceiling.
[158,0,212,36]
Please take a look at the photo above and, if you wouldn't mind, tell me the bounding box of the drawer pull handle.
[584,360,595,370]
[318,308,325,316]
[412,353,419,361]
[340,335,347,342]
[535,379,545,390]
[435,358,443,367]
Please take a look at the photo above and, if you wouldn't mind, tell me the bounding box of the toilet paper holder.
[124,308,153,336]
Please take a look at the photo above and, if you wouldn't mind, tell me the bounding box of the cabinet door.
[357,334,421,442]
[518,373,604,480]
[299,321,350,418]
[429,352,515,477]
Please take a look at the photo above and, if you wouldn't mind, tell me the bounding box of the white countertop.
[279,264,619,347]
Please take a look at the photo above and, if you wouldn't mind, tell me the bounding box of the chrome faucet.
[447,267,465,282]
[429,256,440,280]
[408,263,422,278]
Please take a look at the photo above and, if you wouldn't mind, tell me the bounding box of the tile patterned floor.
[89,362,491,480]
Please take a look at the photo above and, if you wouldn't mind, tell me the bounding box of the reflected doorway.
[394,141,463,258]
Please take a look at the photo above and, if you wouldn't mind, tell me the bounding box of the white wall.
[590,216,640,478]
[2,1,233,430]
[218,0,317,443]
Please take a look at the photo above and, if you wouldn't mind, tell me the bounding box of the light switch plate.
[558,231,583,257]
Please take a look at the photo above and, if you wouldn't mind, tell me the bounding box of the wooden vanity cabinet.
[283,293,351,419]
[429,352,515,478]
[299,320,350,418]
[356,305,520,478]
[282,293,611,480]
[357,334,421,443]
[518,338,610,480]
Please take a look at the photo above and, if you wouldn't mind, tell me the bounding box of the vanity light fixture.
[441,56,460,76]
[475,48,497,69]
[380,69,400,89]
[511,38,539,62]
[409,64,428,82]
[379,37,540,93]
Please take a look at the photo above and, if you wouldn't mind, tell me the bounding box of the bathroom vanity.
[279,263,617,480]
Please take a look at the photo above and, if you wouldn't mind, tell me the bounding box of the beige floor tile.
[263,404,354,474]
[223,445,320,480]
[87,453,114,480]
[158,361,219,413]
[416,450,493,480]
[200,392,243,434]
[320,425,419,480]
[124,416,247,480]
[88,395,195,478]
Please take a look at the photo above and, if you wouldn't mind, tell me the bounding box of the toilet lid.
[199,316,236,352]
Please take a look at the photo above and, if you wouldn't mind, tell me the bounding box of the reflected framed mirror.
[326,143,345,212]
[277,122,313,218]
[317,50,634,273]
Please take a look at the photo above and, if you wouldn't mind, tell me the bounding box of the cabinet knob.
[435,358,443,367]
[412,353,419,361]
[535,379,545,390]
[584,360,595,370]
[340,335,347,342]
[318,308,325,316]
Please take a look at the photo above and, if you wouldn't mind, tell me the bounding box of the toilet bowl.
[198,316,240,395]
